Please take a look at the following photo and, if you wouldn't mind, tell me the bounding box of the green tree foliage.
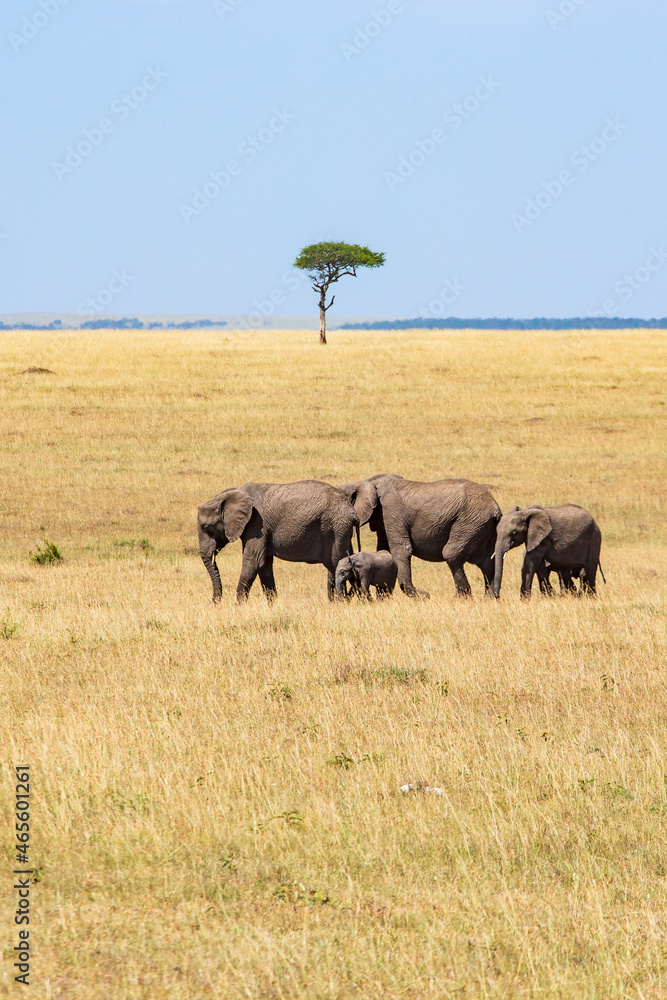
[294,242,385,344]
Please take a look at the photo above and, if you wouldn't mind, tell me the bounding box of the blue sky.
[2,0,666,319]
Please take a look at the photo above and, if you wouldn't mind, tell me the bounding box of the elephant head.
[197,489,255,602]
[334,555,358,598]
[493,506,552,597]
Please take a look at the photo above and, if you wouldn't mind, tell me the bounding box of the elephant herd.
[197,474,604,603]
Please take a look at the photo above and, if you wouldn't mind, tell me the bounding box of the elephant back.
[256,480,358,531]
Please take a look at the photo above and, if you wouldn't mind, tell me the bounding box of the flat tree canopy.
[294,241,385,344]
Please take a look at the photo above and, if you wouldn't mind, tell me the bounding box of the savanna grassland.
[1,327,666,1000]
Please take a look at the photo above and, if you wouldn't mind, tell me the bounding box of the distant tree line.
[0,319,226,330]
[1,316,665,331]
[341,317,667,330]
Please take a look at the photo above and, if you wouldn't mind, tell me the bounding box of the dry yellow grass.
[0,327,666,999]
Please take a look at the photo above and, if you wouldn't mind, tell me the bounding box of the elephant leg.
[559,570,576,594]
[521,552,542,599]
[582,563,597,595]
[536,563,555,596]
[445,557,472,597]
[393,538,429,598]
[442,523,475,597]
[236,540,262,601]
[236,565,259,601]
[258,559,277,601]
[478,553,496,597]
[397,567,429,597]
[395,551,417,595]
[329,533,354,600]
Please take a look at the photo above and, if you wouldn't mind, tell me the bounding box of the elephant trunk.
[493,538,511,598]
[335,568,348,599]
[199,531,222,602]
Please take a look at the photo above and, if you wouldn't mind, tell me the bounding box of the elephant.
[197,480,360,602]
[335,550,398,599]
[340,474,502,597]
[537,560,578,595]
[493,504,603,598]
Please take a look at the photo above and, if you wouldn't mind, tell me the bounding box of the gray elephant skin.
[198,480,360,602]
[335,550,398,599]
[493,504,603,598]
[538,560,579,595]
[341,474,501,597]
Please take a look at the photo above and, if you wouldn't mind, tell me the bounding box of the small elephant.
[493,504,603,598]
[335,551,398,599]
[537,560,578,595]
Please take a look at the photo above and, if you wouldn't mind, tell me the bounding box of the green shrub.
[31,541,63,565]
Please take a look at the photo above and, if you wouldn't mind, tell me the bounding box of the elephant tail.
[598,562,607,584]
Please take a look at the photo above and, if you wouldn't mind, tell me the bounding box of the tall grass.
[0,328,665,999]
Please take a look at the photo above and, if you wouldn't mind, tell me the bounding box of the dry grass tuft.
[0,327,666,998]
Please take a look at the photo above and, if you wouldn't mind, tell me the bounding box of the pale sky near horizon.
[2,0,666,320]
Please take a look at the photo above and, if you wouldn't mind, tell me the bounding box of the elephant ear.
[221,490,255,543]
[526,509,551,551]
[340,481,378,526]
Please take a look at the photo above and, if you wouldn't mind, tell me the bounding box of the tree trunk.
[319,297,327,345]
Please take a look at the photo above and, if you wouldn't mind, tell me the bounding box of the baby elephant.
[537,560,579,595]
[335,551,398,599]
[494,504,603,598]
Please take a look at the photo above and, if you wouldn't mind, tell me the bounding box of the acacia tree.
[294,241,385,344]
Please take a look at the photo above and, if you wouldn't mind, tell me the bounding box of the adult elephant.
[340,474,502,597]
[493,504,603,599]
[197,480,360,602]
